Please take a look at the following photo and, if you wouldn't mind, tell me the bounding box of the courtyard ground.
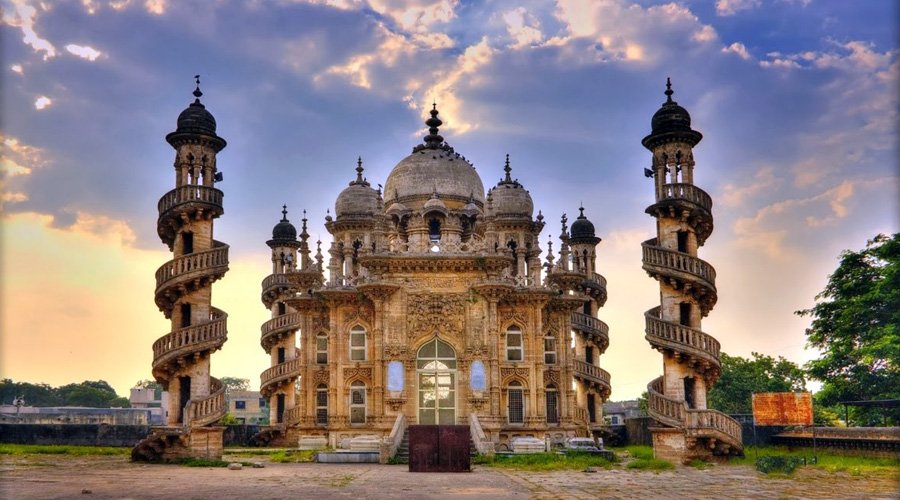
[1,452,897,499]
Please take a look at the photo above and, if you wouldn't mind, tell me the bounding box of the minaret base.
[132,426,225,463]
[650,426,714,464]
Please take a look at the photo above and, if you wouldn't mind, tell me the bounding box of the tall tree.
[220,377,251,393]
[708,352,807,414]
[796,233,899,424]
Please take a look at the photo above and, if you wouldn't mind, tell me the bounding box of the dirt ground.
[1,454,897,500]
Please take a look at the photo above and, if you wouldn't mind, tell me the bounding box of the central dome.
[383,106,485,207]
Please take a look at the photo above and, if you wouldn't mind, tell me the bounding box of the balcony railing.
[644,307,720,363]
[657,183,712,212]
[647,377,743,450]
[571,312,609,338]
[572,359,611,388]
[642,239,716,288]
[261,313,302,345]
[153,309,227,368]
[260,358,302,395]
[155,243,229,293]
[184,377,225,428]
[158,185,223,217]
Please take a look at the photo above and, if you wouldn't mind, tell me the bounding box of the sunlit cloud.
[722,42,752,60]
[10,64,23,73]
[502,7,544,49]
[420,37,493,134]
[34,95,52,110]
[716,0,761,17]
[691,25,718,43]
[719,166,778,207]
[65,43,103,61]
[369,0,457,33]
[144,0,165,15]
[2,0,57,60]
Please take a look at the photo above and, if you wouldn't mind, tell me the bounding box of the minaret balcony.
[641,238,717,311]
[646,183,713,244]
[158,185,224,218]
[261,273,294,308]
[644,306,720,378]
[152,308,228,377]
[184,377,226,428]
[261,312,302,351]
[570,312,609,350]
[155,243,229,313]
[572,359,611,397]
[260,358,303,397]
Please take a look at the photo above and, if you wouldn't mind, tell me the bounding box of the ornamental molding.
[407,292,466,336]
[500,366,530,384]
[543,369,560,386]
[312,369,329,385]
[343,366,373,383]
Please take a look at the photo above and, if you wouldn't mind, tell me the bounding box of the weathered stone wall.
[0,424,150,447]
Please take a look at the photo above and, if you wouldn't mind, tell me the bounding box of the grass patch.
[176,458,233,467]
[0,444,130,456]
[617,445,653,460]
[687,459,713,470]
[730,446,900,475]
[267,449,317,463]
[480,452,615,471]
[626,458,674,471]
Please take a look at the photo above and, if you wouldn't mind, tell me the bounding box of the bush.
[755,455,804,474]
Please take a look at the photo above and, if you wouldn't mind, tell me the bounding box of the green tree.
[708,352,807,414]
[220,377,251,393]
[796,233,900,425]
[0,379,59,406]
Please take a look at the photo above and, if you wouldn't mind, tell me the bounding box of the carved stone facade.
[258,107,611,450]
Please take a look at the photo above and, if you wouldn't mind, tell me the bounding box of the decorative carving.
[343,302,375,327]
[500,307,527,327]
[312,314,330,333]
[312,369,329,385]
[543,369,560,386]
[385,396,406,412]
[383,343,409,360]
[468,395,489,411]
[500,366,530,383]
[407,292,466,335]
[343,366,373,382]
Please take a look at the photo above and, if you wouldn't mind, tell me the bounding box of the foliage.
[0,444,130,456]
[220,377,251,393]
[796,233,900,425]
[619,445,653,460]
[755,455,804,474]
[0,379,129,408]
[708,352,807,414]
[636,392,649,416]
[481,452,615,471]
[687,459,713,470]
[625,458,674,471]
[133,379,162,390]
[730,446,900,474]
[218,412,240,425]
[268,449,316,463]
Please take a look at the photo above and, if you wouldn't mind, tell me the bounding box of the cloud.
[65,44,103,61]
[692,25,718,44]
[144,0,165,15]
[1,134,47,210]
[368,0,457,33]
[420,37,494,134]
[719,166,778,207]
[34,95,52,110]
[716,0,761,16]
[502,7,544,48]
[722,42,752,60]
[2,0,57,59]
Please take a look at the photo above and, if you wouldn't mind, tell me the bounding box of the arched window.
[349,325,366,361]
[316,333,328,364]
[316,384,328,425]
[506,326,523,361]
[508,380,524,424]
[546,385,559,424]
[350,381,366,424]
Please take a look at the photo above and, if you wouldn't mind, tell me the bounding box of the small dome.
[335,158,380,218]
[422,190,448,215]
[489,155,533,218]
[642,78,702,149]
[271,206,297,241]
[570,207,598,242]
[166,79,226,151]
[383,105,485,207]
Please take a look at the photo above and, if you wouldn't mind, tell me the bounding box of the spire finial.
[281,204,288,222]
[578,205,585,218]
[193,74,203,102]
[664,77,674,103]
[423,103,444,148]
[503,154,512,182]
[355,156,364,183]
[561,213,568,233]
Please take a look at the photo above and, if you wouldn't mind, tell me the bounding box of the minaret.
[137,77,229,461]
[641,79,742,461]
[260,206,302,428]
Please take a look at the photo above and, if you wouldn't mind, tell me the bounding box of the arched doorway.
[417,337,457,424]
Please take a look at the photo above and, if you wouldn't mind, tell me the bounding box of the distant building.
[0,405,150,425]
[603,400,642,426]
[227,390,267,424]
[130,387,169,425]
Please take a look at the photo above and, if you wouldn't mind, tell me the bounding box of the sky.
[1,0,897,402]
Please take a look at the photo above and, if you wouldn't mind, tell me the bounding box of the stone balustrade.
[657,183,712,212]
[282,405,303,426]
[152,309,227,369]
[647,377,686,428]
[261,312,302,346]
[644,306,720,363]
[260,358,302,396]
[642,238,716,287]
[685,408,743,445]
[572,359,611,389]
[185,378,225,428]
[155,243,229,293]
[571,312,609,338]
[158,185,223,217]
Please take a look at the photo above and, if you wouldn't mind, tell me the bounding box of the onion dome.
[488,155,533,218]
[461,193,481,217]
[384,104,485,207]
[335,157,380,218]
[166,76,226,151]
[641,78,702,150]
[267,205,301,248]
[569,206,600,244]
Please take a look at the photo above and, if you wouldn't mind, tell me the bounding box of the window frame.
[349,325,367,361]
[349,381,366,425]
[543,336,557,365]
[315,384,328,425]
[316,333,328,364]
[545,386,559,424]
[507,380,524,424]
[505,326,524,362]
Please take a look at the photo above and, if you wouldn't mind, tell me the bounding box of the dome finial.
[665,77,674,103]
[578,205,585,219]
[281,204,288,222]
[193,74,203,103]
[503,154,512,182]
[355,156,364,183]
[423,104,444,148]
